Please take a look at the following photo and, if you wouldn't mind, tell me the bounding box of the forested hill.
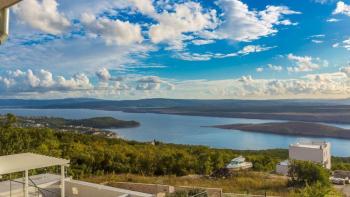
[19,116,140,129]
[3,98,350,124]
[1,115,350,181]
[212,122,350,139]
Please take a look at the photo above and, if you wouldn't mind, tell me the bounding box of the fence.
[223,193,280,197]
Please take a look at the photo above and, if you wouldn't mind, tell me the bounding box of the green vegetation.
[20,116,140,129]
[212,121,350,139]
[86,172,290,196]
[0,114,349,196]
[288,160,330,187]
[287,161,342,197]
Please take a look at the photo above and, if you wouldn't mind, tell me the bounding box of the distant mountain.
[0,98,349,109]
[2,98,350,124]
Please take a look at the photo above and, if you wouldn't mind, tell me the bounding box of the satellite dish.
[0,0,22,45]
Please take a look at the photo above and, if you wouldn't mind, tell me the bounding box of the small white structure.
[226,156,252,170]
[276,160,289,175]
[289,141,331,169]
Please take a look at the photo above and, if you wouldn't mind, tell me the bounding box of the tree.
[288,160,330,187]
[1,113,17,129]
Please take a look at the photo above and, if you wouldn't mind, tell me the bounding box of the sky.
[1,0,350,100]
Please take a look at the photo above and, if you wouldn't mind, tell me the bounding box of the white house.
[276,141,331,175]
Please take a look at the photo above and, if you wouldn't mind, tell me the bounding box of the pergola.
[0,0,22,9]
[0,0,22,44]
[0,153,70,197]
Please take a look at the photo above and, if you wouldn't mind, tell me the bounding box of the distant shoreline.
[210,122,350,140]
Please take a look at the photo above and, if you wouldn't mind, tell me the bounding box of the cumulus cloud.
[128,0,156,16]
[96,68,111,82]
[333,1,350,16]
[0,69,92,93]
[268,64,283,71]
[286,54,327,73]
[0,68,177,97]
[215,0,300,42]
[256,67,264,72]
[172,72,350,99]
[136,76,175,91]
[81,13,143,46]
[149,2,217,49]
[340,66,350,77]
[13,0,70,35]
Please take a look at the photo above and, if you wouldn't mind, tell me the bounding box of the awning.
[0,153,70,175]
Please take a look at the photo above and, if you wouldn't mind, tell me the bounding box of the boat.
[225,156,253,170]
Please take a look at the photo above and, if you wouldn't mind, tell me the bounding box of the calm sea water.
[1,108,350,157]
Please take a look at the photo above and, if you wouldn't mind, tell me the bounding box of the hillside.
[212,122,350,139]
[3,98,350,124]
[19,116,140,129]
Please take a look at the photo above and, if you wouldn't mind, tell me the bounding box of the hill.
[211,122,350,139]
[19,116,140,129]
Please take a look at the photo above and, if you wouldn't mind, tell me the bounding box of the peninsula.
[211,121,350,139]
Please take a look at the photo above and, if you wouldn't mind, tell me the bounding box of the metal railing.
[10,179,60,197]
[223,193,280,197]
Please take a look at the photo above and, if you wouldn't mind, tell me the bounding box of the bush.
[293,182,342,197]
[288,160,330,187]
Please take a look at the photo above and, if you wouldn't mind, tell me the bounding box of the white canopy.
[0,153,70,175]
[0,0,22,9]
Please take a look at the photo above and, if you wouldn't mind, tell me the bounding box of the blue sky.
[1,0,350,99]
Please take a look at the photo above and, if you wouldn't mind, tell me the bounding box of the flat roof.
[291,144,321,149]
[0,153,70,175]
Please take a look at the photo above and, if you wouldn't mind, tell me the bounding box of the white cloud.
[175,45,274,61]
[149,2,217,49]
[327,18,340,22]
[81,13,143,46]
[192,39,215,45]
[136,76,175,91]
[237,45,275,55]
[340,66,350,77]
[311,40,324,44]
[128,0,156,16]
[0,69,176,97]
[313,0,335,4]
[0,69,92,93]
[286,54,326,73]
[215,0,300,42]
[13,0,70,35]
[96,68,111,82]
[256,67,264,72]
[268,64,283,71]
[333,1,350,16]
[333,38,350,50]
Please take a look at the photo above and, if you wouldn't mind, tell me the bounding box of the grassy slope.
[84,172,290,196]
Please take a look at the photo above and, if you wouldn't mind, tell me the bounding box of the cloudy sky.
[1,0,350,99]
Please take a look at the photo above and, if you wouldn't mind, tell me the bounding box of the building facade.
[276,141,331,175]
[289,141,331,169]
